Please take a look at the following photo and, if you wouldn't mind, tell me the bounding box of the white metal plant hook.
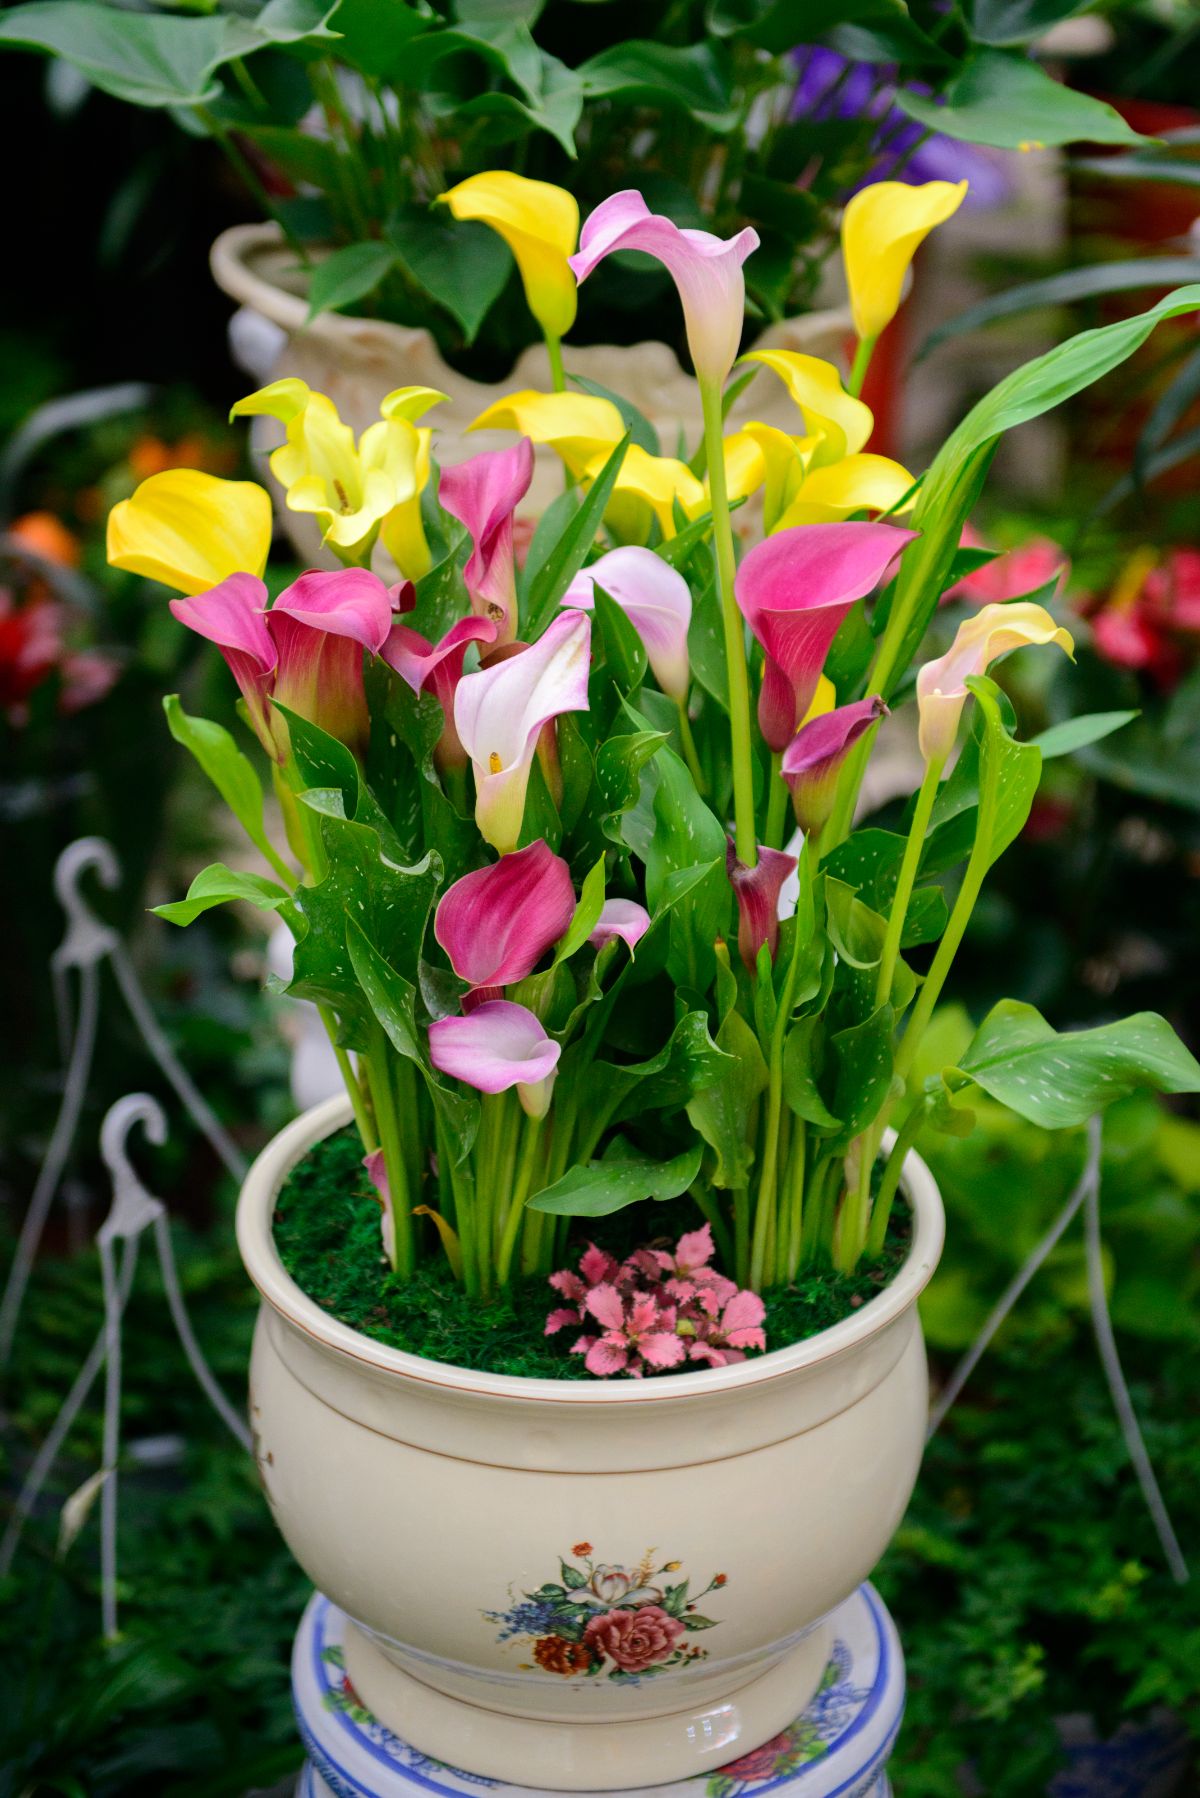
[0,834,248,1366]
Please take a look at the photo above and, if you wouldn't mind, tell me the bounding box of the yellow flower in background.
[231,379,445,571]
[917,601,1074,764]
[841,179,968,345]
[438,172,580,341]
[469,389,624,478]
[106,469,272,595]
[742,351,873,466]
[775,453,915,530]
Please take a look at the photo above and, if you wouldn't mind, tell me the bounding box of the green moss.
[273,1127,912,1379]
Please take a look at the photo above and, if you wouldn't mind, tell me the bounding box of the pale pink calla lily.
[725,840,798,973]
[917,600,1074,763]
[439,439,534,647]
[428,999,561,1117]
[362,1149,396,1263]
[734,523,915,750]
[454,610,592,853]
[782,695,887,835]
[562,547,691,701]
[435,839,576,1008]
[570,190,759,389]
[169,567,394,759]
[588,898,651,954]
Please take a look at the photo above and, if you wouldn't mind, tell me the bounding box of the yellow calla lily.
[106,468,272,596]
[917,601,1074,763]
[775,453,916,530]
[584,443,706,543]
[723,422,816,532]
[742,351,873,465]
[842,179,968,345]
[438,171,579,342]
[469,389,624,479]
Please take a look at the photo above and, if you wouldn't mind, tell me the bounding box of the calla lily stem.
[700,377,758,867]
[676,699,706,793]
[875,750,945,1009]
[764,754,789,851]
[546,334,566,394]
[847,334,877,400]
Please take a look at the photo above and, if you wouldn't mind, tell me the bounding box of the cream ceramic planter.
[236,1094,943,1792]
[211,223,852,559]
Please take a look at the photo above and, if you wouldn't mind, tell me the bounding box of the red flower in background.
[1084,546,1200,692]
[1,514,118,724]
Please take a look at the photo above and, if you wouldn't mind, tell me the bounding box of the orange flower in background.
[128,432,234,480]
[8,511,80,568]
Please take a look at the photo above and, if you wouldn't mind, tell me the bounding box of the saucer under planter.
[210,223,852,560]
[236,1095,943,1792]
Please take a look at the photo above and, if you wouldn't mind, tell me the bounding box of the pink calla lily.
[725,841,798,973]
[362,1149,396,1263]
[588,898,651,954]
[428,999,561,1117]
[382,602,497,772]
[439,439,535,648]
[435,840,576,1008]
[734,524,915,751]
[570,191,759,389]
[169,567,395,759]
[782,695,888,835]
[454,610,592,853]
[562,547,691,701]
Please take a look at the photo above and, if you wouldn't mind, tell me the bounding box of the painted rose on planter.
[487,1547,727,1681]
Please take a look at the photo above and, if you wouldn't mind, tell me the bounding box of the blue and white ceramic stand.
[292,1585,903,1798]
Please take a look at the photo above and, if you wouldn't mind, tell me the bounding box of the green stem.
[318,1005,377,1152]
[749,915,803,1290]
[546,333,566,394]
[875,752,944,1010]
[367,1036,414,1278]
[700,377,758,867]
[764,753,790,851]
[196,107,310,263]
[866,1099,929,1257]
[783,1119,806,1281]
[676,699,706,793]
[847,335,877,400]
[733,1185,750,1288]
[497,1112,544,1287]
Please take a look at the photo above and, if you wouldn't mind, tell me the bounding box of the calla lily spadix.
[842,179,968,346]
[725,841,798,974]
[439,172,580,343]
[440,439,535,647]
[382,591,497,773]
[454,609,592,854]
[429,999,561,1118]
[735,523,916,752]
[106,469,272,596]
[782,695,888,835]
[589,899,651,954]
[917,601,1074,764]
[563,547,691,701]
[169,567,395,759]
[435,840,576,1009]
[570,190,759,390]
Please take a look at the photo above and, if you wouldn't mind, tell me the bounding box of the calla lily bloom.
[428,999,561,1117]
[724,423,812,533]
[563,547,691,700]
[589,899,651,954]
[107,469,272,596]
[588,444,706,544]
[571,190,759,389]
[469,389,624,480]
[455,609,592,853]
[435,840,576,1009]
[735,523,916,751]
[782,695,888,835]
[362,1148,397,1263]
[917,601,1074,764]
[169,567,394,759]
[231,379,443,569]
[842,179,968,345]
[440,440,535,647]
[726,840,798,974]
[439,172,579,342]
[382,594,497,772]
[743,351,873,465]
[774,454,916,530]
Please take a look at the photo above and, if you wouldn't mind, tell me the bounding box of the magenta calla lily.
[589,898,651,954]
[439,439,534,648]
[734,524,915,751]
[429,999,561,1117]
[169,567,394,759]
[782,695,887,835]
[435,839,576,1008]
[725,841,798,973]
[454,609,592,854]
[570,191,759,389]
[562,547,691,701]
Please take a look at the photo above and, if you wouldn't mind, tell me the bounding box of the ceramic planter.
[210,223,851,559]
[236,1094,944,1793]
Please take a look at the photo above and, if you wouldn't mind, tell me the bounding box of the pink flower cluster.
[545,1224,767,1379]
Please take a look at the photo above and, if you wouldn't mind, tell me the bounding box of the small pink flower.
[583,1605,685,1673]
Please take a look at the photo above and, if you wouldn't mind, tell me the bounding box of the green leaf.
[0,1,230,106]
[1029,710,1138,760]
[568,374,660,456]
[274,704,359,810]
[682,1613,720,1629]
[560,1561,588,1590]
[553,856,606,965]
[921,257,1200,360]
[640,727,729,992]
[593,584,647,692]
[782,1015,841,1130]
[329,0,425,80]
[163,696,280,871]
[577,42,736,128]
[596,729,668,839]
[527,1140,704,1216]
[948,1000,1200,1130]
[968,677,1043,870]
[830,1003,895,1148]
[306,242,398,321]
[524,431,631,637]
[604,1011,730,1128]
[152,864,292,928]
[965,0,1107,45]
[389,206,512,345]
[686,1007,768,1189]
[896,50,1149,151]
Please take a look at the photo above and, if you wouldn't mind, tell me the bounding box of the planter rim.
[237,1094,944,1406]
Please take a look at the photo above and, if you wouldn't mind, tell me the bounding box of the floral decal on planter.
[486,1545,727,1681]
[705,1646,871,1796]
